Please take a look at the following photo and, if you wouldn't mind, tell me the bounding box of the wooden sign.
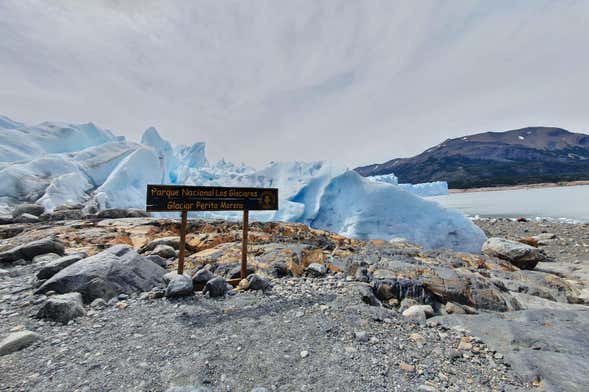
[145,184,279,281]
[146,185,278,212]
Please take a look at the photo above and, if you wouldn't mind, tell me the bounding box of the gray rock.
[0,268,9,277]
[165,274,194,298]
[203,276,228,297]
[12,203,45,218]
[251,387,269,392]
[150,244,177,259]
[227,265,255,279]
[354,267,370,283]
[32,253,61,264]
[402,305,434,323]
[0,215,15,225]
[247,274,272,291]
[192,268,214,289]
[163,271,182,285]
[90,298,107,309]
[165,387,212,392]
[42,209,84,221]
[354,283,381,306]
[0,238,65,264]
[355,330,369,342]
[36,293,85,324]
[145,254,168,268]
[399,298,419,313]
[482,237,548,269]
[139,236,180,253]
[18,213,40,223]
[0,330,40,356]
[36,253,87,280]
[97,208,149,219]
[305,263,326,277]
[35,245,166,303]
[268,261,289,278]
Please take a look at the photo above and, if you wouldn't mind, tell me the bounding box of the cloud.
[1,0,588,167]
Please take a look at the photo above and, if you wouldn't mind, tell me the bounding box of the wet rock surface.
[0,216,587,390]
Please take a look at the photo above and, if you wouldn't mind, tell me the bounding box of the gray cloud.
[1,0,588,167]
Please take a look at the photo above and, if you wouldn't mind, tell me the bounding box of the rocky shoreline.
[0,214,587,391]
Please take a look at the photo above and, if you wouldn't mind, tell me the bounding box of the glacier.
[0,115,485,252]
[367,173,449,197]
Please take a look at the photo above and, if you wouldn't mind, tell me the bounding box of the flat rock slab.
[35,245,166,303]
[435,308,589,392]
[0,238,65,264]
[0,331,40,356]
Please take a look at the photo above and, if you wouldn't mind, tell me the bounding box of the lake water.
[429,185,589,223]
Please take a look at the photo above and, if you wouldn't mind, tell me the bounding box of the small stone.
[90,298,107,309]
[409,333,426,346]
[115,302,128,310]
[300,350,309,358]
[417,385,438,392]
[399,362,415,373]
[355,331,369,342]
[445,302,466,315]
[402,305,433,323]
[0,330,40,356]
[118,293,129,300]
[494,352,504,360]
[305,263,326,277]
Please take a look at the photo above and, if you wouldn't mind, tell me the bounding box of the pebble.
[300,350,309,358]
[355,331,369,342]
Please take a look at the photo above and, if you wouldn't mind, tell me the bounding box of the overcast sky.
[1,0,588,167]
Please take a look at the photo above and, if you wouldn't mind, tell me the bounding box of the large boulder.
[482,237,548,270]
[36,253,87,280]
[36,293,86,324]
[35,245,166,303]
[0,238,65,264]
[12,203,45,218]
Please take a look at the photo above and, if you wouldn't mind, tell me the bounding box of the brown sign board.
[146,184,278,212]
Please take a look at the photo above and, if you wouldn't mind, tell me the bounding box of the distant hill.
[355,127,589,189]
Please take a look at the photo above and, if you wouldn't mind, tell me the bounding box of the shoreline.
[449,180,589,193]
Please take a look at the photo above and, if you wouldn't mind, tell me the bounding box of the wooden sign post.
[146,185,278,280]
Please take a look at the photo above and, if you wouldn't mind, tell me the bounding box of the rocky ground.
[0,212,588,391]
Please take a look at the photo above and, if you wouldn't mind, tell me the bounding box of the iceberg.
[0,115,485,252]
[368,174,449,197]
[312,171,483,252]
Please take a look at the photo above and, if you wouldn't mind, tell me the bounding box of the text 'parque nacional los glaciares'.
[146,184,278,212]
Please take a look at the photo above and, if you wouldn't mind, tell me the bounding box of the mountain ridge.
[355,127,589,189]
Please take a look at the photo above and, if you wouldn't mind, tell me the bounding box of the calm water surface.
[430,185,589,223]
